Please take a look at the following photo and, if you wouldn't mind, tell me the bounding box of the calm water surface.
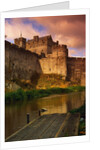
[5,91,85,139]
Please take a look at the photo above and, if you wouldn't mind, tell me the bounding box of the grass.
[70,103,85,118]
[79,120,85,135]
[70,103,86,135]
[5,86,85,104]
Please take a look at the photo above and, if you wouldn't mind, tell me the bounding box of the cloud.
[5,18,45,42]
[69,49,77,57]
[30,15,85,50]
[68,48,85,57]
[5,15,86,57]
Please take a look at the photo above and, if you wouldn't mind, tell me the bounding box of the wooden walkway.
[6,113,80,142]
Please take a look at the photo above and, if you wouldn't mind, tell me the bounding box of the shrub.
[5,86,85,104]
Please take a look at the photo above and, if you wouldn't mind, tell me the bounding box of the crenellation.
[14,37,26,49]
[33,35,39,42]
[5,34,86,86]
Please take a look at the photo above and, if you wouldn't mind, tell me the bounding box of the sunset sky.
[5,15,85,57]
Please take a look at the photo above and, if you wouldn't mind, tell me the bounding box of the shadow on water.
[66,91,85,112]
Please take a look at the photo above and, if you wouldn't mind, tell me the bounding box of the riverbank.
[5,86,85,104]
[70,103,85,136]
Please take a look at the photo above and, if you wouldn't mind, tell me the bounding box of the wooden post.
[27,113,30,124]
[39,110,41,116]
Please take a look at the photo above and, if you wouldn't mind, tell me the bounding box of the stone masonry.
[6,34,86,86]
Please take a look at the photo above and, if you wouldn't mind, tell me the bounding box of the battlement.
[27,35,52,45]
[52,44,67,49]
[5,40,39,58]
[51,44,68,58]
[6,40,20,50]
[14,36,26,49]
[33,35,39,42]
[14,35,68,57]
[5,36,86,86]
[68,57,85,63]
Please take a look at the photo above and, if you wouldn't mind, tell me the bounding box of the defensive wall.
[67,57,85,85]
[39,44,68,78]
[5,41,42,82]
[5,34,86,86]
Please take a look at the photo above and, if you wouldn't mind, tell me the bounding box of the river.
[5,91,85,139]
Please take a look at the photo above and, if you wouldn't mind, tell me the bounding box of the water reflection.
[5,91,85,139]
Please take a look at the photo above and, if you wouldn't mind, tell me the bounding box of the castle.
[5,34,85,89]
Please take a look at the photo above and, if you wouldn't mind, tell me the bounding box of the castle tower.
[14,33,26,49]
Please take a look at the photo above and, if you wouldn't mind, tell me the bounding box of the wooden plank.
[55,112,71,137]
[6,113,80,142]
[21,114,59,140]
[6,115,46,142]
[6,114,62,141]
[56,113,80,137]
[40,114,66,139]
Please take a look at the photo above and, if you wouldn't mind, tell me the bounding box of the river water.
[5,91,85,139]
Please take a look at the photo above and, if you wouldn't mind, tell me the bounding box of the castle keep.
[5,34,85,88]
[14,35,68,78]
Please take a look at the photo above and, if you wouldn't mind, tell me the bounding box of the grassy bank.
[70,103,86,135]
[5,86,85,104]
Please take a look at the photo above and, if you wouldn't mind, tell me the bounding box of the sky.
[5,15,86,57]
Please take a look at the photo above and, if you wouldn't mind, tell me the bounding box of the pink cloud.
[37,16,85,48]
[68,49,77,57]
[28,15,85,50]
[5,15,86,57]
[5,18,43,41]
[68,48,85,57]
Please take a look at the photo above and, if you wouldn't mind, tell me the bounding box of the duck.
[40,108,47,112]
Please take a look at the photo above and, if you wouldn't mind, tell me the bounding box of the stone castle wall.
[26,43,48,56]
[5,41,42,81]
[15,35,62,57]
[5,35,86,86]
[5,40,68,81]
[39,43,68,79]
[26,35,53,56]
[51,45,68,57]
[39,55,67,79]
[67,57,85,85]
[14,37,26,49]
